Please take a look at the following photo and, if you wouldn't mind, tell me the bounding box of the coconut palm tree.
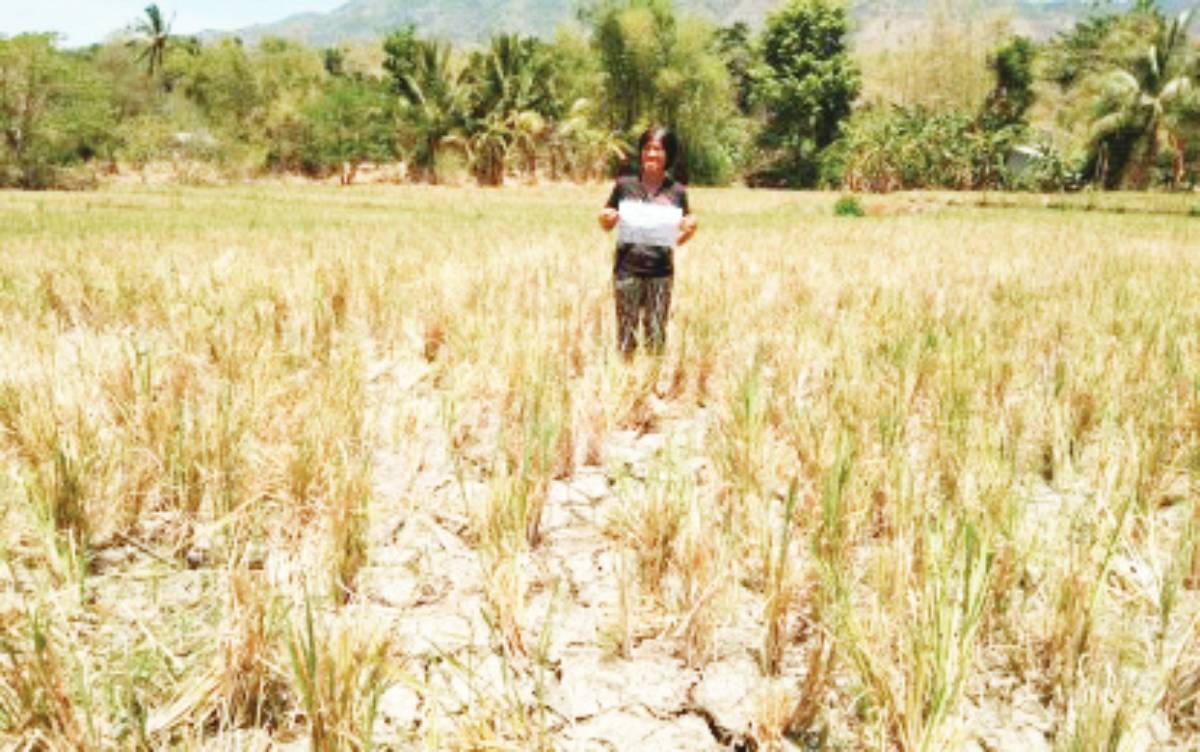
[128,4,173,78]
[467,35,555,117]
[392,39,466,184]
[551,99,626,181]
[463,112,510,186]
[460,34,561,182]
[1089,7,1195,188]
[507,109,547,179]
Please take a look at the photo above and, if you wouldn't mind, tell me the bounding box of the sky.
[0,0,346,47]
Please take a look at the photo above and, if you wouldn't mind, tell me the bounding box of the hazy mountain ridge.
[214,0,1191,47]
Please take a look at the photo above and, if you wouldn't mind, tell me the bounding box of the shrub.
[838,105,1055,192]
[833,194,864,217]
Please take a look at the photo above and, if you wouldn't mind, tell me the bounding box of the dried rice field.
[0,184,1198,750]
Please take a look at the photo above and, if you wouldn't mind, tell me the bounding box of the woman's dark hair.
[638,126,678,170]
[622,125,688,183]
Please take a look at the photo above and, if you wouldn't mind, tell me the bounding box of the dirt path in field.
[357,345,776,749]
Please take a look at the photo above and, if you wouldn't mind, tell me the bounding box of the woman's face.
[641,137,666,178]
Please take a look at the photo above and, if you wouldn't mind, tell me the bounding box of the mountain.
[214,0,1191,48]
[221,0,777,47]
[222,0,601,47]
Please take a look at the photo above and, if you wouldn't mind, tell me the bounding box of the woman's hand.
[599,207,619,231]
[678,214,698,246]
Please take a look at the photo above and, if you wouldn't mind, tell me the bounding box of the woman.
[598,126,698,358]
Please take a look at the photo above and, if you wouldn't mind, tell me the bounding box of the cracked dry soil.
[358,345,785,750]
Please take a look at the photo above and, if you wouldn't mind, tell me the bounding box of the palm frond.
[1089,110,1133,140]
[144,4,164,34]
[1146,45,1161,81]
[1159,76,1192,103]
[1103,69,1141,98]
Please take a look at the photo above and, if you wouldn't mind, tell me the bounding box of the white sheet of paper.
[616,200,683,247]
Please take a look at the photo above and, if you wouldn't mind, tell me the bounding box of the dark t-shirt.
[605,176,690,278]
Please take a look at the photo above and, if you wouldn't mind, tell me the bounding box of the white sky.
[0,0,346,47]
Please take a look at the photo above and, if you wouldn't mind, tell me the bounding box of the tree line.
[0,0,1196,190]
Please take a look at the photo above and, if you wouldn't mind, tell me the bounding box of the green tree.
[1042,14,1122,91]
[254,38,326,173]
[255,37,324,104]
[665,16,744,184]
[753,0,859,187]
[466,34,559,120]
[460,33,559,183]
[508,109,548,178]
[174,38,261,138]
[587,0,677,132]
[1089,7,1195,187]
[461,111,511,185]
[715,21,756,115]
[538,26,608,180]
[547,98,626,181]
[585,0,742,183]
[981,36,1036,130]
[383,28,466,183]
[301,77,394,184]
[381,25,420,88]
[0,34,115,188]
[544,25,603,120]
[323,47,346,78]
[87,39,159,121]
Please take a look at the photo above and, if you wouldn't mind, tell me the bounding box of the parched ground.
[1,184,1199,750]
[361,344,741,749]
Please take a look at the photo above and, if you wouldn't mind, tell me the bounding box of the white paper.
[616,200,683,247]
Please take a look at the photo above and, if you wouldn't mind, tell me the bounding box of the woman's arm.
[678,214,697,245]
[599,207,619,231]
[600,179,624,231]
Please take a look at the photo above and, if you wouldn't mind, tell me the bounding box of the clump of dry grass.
[0,605,88,748]
[481,548,529,660]
[285,597,394,751]
[326,452,370,604]
[608,465,689,599]
[672,494,731,668]
[762,480,800,676]
[217,569,289,729]
[1164,618,1200,735]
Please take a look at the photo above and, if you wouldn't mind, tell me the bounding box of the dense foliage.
[0,0,1196,190]
[752,0,860,186]
[0,35,116,188]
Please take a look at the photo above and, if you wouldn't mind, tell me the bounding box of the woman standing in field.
[598,126,698,358]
